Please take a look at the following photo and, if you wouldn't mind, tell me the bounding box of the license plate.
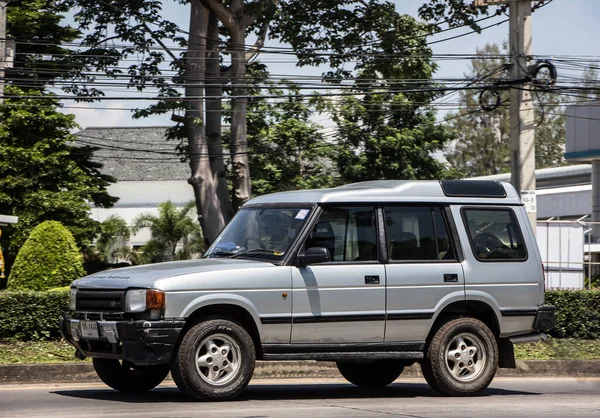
[80,321,99,339]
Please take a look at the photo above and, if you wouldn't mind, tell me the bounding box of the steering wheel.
[244,236,267,250]
[472,233,504,258]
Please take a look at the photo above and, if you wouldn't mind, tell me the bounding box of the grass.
[0,340,87,364]
[0,338,598,364]
[513,338,600,360]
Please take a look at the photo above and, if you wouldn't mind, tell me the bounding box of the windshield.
[204,207,312,261]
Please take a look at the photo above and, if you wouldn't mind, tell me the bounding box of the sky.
[61,0,600,129]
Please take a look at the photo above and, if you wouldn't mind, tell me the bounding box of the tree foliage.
[445,43,566,177]
[8,221,85,291]
[132,201,204,263]
[95,215,132,264]
[280,2,455,181]
[0,87,117,265]
[240,70,338,194]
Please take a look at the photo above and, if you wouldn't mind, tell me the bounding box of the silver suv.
[62,180,556,400]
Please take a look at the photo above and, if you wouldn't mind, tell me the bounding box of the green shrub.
[0,288,596,342]
[8,221,85,291]
[0,289,69,340]
[546,290,600,340]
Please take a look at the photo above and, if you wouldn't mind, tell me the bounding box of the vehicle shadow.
[52,381,540,404]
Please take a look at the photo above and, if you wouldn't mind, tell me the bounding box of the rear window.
[462,208,527,261]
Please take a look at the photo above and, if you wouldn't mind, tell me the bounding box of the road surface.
[1,377,599,417]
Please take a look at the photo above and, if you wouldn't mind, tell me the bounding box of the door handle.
[365,275,380,284]
[444,274,458,283]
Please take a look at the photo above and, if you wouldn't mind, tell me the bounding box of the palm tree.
[132,201,205,263]
[96,215,134,264]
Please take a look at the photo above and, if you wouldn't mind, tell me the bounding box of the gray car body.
[72,180,544,349]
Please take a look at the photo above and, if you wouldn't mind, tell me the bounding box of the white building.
[76,126,195,247]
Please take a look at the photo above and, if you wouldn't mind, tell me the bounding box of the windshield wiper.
[207,250,237,257]
[230,249,281,258]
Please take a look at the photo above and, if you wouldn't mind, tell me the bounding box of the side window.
[305,206,378,262]
[462,208,527,261]
[383,206,455,261]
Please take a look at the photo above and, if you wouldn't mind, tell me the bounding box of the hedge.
[0,289,68,341]
[545,290,600,340]
[8,221,85,291]
[0,289,598,342]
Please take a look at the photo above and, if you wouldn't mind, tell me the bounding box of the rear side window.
[462,208,527,261]
[383,206,456,261]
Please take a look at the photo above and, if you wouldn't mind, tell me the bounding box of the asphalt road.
[1,377,599,418]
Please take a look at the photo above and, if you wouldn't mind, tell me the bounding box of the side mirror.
[297,247,331,267]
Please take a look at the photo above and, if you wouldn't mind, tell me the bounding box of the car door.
[383,205,466,343]
[291,205,386,343]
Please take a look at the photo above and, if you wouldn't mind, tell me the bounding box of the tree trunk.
[206,12,234,225]
[185,0,223,245]
[230,27,251,210]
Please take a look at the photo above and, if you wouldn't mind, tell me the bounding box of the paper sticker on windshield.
[295,209,309,220]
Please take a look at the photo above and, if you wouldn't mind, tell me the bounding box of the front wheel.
[171,318,255,401]
[421,317,498,396]
[92,359,170,393]
[336,360,404,388]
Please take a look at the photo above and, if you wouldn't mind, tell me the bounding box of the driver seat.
[306,221,336,260]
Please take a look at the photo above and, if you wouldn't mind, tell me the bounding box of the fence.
[537,220,600,290]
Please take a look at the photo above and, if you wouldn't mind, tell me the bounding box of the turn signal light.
[146,289,165,310]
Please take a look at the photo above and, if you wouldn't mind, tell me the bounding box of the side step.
[261,351,424,361]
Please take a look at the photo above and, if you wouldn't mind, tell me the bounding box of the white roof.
[245,180,522,206]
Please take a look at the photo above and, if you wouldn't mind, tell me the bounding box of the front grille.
[72,311,125,321]
[76,290,126,312]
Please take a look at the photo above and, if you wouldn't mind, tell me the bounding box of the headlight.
[125,289,165,313]
[69,288,77,310]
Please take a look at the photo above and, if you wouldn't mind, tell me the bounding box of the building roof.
[74,126,190,181]
[472,164,592,189]
[245,180,522,206]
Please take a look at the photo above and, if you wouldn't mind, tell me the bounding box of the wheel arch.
[429,299,501,340]
[178,297,263,358]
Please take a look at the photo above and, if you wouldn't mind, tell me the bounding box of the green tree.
[132,201,204,263]
[0,87,117,267]
[64,0,466,244]
[95,215,133,264]
[6,0,82,89]
[8,221,85,291]
[279,3,455,181]
[445,43,566,177]
[242,75,338,194]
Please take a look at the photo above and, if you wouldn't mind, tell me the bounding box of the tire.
[421,317,498,396]
[92,358,170,393]
[171,318,255,401]
[336,360,405,388]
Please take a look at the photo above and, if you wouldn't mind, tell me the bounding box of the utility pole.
[0,0,7,104]
[475,0,537,233]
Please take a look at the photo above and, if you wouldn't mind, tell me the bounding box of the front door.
[291,205,386,343]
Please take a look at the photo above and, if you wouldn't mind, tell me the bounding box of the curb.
[2,360,600,384]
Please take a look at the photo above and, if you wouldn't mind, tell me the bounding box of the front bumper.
[61,314,185,365]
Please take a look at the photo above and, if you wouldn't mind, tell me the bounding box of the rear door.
[383,205,465,343]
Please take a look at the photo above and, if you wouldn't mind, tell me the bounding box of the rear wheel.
[421,317,498,396]
[92,358,170,393]
[336,360,404,388]
[171,318,255,401]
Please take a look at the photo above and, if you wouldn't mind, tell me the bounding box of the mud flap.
[498,338,516,369]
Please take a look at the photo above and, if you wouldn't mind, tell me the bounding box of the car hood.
[73,258,274,290]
